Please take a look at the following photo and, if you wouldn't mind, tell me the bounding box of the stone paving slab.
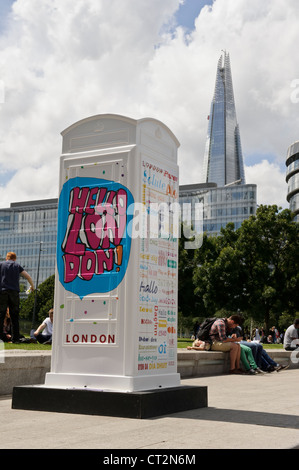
[0,369,298,450]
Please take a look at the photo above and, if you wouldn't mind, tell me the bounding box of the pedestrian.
[269,326,276,343]
[0,252,34,343]
[253,327,261,342]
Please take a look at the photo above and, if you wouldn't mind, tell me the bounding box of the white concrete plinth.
[45,371,181,392]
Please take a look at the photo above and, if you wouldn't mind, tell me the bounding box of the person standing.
[0,252,34,343]
[253,327,261,342]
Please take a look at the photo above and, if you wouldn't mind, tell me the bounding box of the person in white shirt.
[34,308,53,344]
[253,327,261,341]
[283,319,299,351]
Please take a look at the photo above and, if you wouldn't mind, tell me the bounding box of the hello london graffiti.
[61,184,128,283]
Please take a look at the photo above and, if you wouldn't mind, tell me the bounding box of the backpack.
[196,317,218,342]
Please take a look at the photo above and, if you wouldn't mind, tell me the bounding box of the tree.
[193,223,245,315]
[20,274,55,325]
[193,206,299,331]
[236,205,299,330]
[178,223,204,320]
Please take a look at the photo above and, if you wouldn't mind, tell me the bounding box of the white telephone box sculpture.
[45,114,181,392]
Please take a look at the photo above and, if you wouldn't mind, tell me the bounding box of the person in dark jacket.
[0,252,34,343]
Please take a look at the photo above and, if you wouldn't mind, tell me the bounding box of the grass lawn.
[3,338,283,351]
[178,338,193,348]
[3,341,51,351]
[260,343,283,349]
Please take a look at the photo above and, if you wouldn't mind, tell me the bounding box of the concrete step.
[0,348,297,395]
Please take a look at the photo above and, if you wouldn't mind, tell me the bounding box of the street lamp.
[31,241,44,330]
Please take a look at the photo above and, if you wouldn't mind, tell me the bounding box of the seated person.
[238,342,260,375]
[283,319,299,351]
[2,308,12,342]
[233,325,288,372]
[209,315,243,374]
[33,308,53,344]
[260,348,288,372]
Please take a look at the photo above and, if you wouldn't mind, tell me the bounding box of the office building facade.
[286,140,299,222]
[179,183,256,236]
[0,199,57,289]
[202,51,245,187]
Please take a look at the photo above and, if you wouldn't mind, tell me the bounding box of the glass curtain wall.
[202,51,245,187]
[286,141,299,222]
[179,183,257,236]
[0,200,58,291]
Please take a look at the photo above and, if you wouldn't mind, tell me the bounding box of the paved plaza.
[0,369,298,450]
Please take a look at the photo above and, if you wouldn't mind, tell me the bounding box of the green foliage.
[20,274,55,325]
[4,342,51,351]
[177,311,202,337]
[179,205,299,331]
[178,225,202,318]
[278,311,299,332]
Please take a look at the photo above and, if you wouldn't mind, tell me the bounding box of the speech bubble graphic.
[57,177,134,298]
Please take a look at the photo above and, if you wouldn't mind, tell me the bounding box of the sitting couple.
[188,315,288,374]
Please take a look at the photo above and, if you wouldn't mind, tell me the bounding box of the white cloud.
[245,160,288,209]
[0,163,59,204]
[0,0,298,208]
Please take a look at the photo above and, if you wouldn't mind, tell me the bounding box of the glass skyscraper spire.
[203,51,245,186]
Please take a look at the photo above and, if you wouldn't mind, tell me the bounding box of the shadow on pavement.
[169,407,299,430]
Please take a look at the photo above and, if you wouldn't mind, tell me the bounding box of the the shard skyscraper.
[202,51,245,186]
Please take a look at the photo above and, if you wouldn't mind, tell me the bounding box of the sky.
[0,0,299,209]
